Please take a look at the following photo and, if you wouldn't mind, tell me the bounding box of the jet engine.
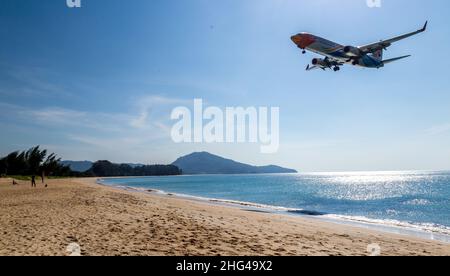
[312,58,328,67]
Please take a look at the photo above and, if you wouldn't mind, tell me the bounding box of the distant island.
[60,161,146,172]
[61,151,297,175]
[85,161,181,177]
[172,152,297,175]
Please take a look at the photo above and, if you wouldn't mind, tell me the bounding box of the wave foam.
[100,180,450,241]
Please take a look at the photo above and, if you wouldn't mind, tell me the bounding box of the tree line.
[0,146,182,178]
[86,160,182,177]
[0,146,72,178]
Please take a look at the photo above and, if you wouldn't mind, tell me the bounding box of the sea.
[100,171,450,242]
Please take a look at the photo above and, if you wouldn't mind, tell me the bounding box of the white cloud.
[130,110,150,129]
[129,95,191,130]
[5,65,74,98]
[0,96,185,160]
[31,108,87,124]
[7,105,130,133]
[137,95,192,106]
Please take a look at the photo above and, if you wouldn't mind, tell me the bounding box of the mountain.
[60,161,93,172]
[62,153,297,175]
[172,152,297,175]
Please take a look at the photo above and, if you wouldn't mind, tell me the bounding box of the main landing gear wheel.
[333,66,340,72]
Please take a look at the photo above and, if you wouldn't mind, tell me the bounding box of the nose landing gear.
[297,46,306,54]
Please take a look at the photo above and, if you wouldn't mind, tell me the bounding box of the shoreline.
[1,177,449,256]
[98,178,450,244]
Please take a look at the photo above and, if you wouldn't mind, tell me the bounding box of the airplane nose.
[291,34,315,49]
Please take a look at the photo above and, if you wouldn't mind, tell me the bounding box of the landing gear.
[352,60,359,66]
[333,66,340,72]
[298,46,306,54]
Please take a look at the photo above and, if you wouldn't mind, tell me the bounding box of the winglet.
[421,21,428,32]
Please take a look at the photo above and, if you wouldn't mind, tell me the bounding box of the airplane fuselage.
[291,33,384,68]
[291,22,427,71]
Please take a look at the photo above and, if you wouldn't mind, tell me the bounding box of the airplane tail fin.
[371,49,383,61]
[382,55,411,65]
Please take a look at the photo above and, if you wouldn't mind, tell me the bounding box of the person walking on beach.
[31,175,36,188]
[41,171,47,188]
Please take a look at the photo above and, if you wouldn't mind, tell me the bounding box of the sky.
[1,0,450,172]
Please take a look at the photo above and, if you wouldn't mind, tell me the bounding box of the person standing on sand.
[31,175,36,188]
[41,171,47,188]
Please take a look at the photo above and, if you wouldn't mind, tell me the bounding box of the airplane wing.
[358,21,427,53]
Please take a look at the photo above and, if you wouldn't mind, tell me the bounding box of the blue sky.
[1,0,449,172]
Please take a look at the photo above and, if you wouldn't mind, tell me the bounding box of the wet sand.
[0,178,448,256]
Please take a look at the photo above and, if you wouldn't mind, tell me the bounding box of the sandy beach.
[0,177,448,256]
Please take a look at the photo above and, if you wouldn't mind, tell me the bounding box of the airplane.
[291,21,428,71]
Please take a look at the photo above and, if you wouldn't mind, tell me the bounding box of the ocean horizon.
[101,170,450,242]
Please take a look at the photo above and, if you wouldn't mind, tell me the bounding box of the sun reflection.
[299,171,434,201]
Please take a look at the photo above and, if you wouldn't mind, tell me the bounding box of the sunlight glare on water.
[102,171,450,236]
[301,171,435,201]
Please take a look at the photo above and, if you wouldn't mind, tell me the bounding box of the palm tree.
[25,146,47,176]
[0,146,70,181]
[40,153,62,182]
